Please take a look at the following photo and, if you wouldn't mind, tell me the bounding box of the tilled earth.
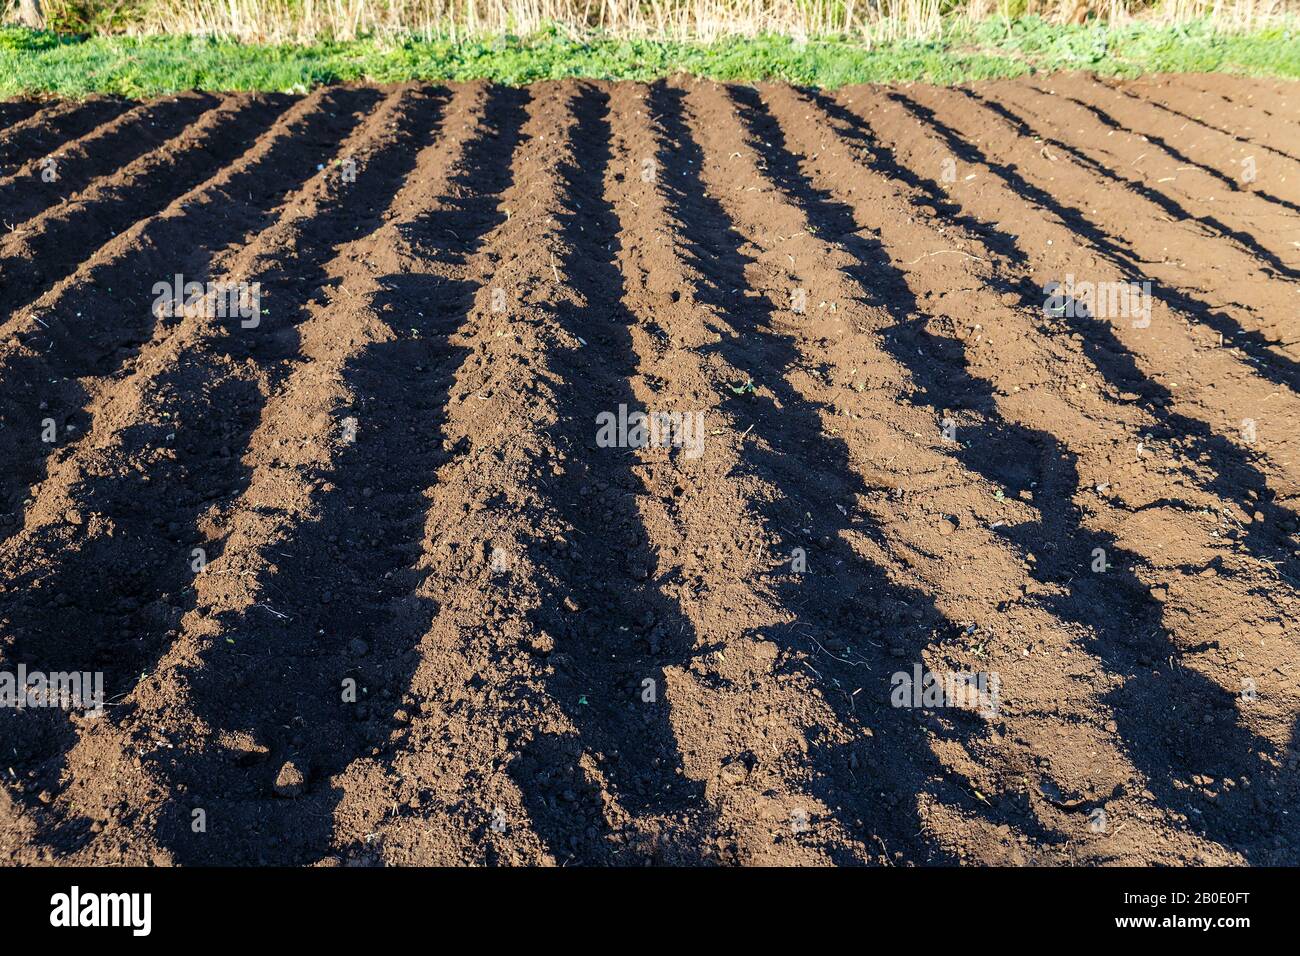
[0,73,1297,866]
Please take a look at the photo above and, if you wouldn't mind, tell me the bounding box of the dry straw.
[25,0,1300,43]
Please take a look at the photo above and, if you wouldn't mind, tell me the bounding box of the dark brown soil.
[0,73,1297,866]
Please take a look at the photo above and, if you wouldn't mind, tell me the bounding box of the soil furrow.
[578,80,886,864]
[0,94,292,324]
[0,93,218,233]
[671,77,1040,862]
[0,98,129,175]
[1048,77,1300,216]
[747,83,1170,847]
[973,82,1299,273]
[670,80,1045,858]
[810,86,1300,561]
[1029,76,1294,222]
[1183,74,1300,124]
[0,87,411,856]
[756,81,1297,862]
[0,99,43,130]
[700,78,1199,862]
[46,84,465,866]
[0,87,378,550]
[325,80,725,866]
[490,82,724,864]
[332,81,724,865]
[1121,79,1300,165]
[317,84,549,866]
[833,87,1300,582]
[887,85,1300,417]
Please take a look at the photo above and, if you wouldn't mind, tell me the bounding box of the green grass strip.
[0,17,1295,98]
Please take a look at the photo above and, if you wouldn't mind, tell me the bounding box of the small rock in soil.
[273,760,307,798]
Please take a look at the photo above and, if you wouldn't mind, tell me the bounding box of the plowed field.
[1,73,1298,865]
